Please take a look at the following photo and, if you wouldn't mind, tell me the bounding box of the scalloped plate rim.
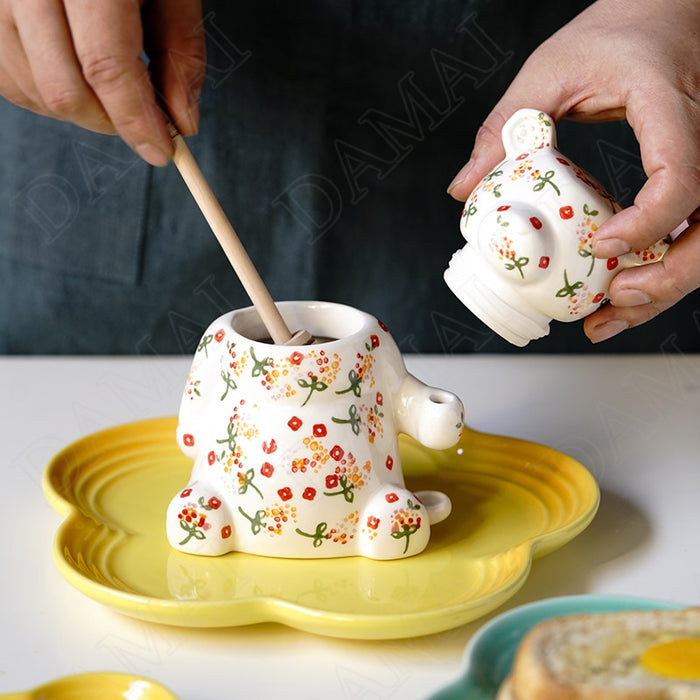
[43,417,599,639]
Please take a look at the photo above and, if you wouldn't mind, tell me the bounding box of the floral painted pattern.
[491,232,530,279]
[466,113,632,319]
[166,312,460,560]
[176,492,222,546]
[390,499,423,554]
[449,107,673,345]
[575,203,601,276]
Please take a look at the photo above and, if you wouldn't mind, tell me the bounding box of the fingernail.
[447,160,474,193]
[614,288,652,307]
[589,319,629,343]
[135,142,171,167]
[592,238,631,258]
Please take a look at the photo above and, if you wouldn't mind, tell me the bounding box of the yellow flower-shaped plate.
[0,672,179,699]
[43,417,599,640]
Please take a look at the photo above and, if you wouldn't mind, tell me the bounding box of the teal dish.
[430,594,683,700]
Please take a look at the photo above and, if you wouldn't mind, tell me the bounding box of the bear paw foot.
[166,482,235,556]
[358,488,432,560]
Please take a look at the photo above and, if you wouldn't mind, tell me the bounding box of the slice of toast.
[496,607,700,699]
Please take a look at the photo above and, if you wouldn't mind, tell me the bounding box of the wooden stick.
[168,124,297,345]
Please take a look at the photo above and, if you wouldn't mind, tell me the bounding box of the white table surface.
[2,354,699,699]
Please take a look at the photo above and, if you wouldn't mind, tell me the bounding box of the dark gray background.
[1,0,696,355]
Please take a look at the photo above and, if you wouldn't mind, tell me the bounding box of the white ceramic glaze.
[444,108,668,346]
[166,301,464,560]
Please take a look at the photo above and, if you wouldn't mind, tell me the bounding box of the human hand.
[0,0,205,166]
[447,0,700,343]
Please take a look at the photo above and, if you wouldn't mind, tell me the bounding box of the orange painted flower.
[262,439,277,454]
[559,205,574,219]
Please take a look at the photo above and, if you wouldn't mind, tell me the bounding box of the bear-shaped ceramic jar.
[166,301,464,560]
[444,108,668,346]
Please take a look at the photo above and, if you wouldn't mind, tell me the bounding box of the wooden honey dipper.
[168,122,312,346]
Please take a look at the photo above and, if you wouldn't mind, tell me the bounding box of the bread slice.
[496,677,518,700]
[497,607,700,699]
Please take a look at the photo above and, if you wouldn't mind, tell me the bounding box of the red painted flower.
[262,439,277,454]
[208,496,221,510]
[330,444,344,461]
[385,492,399,503]
[538,256,550,269]
[180,488,192,498]
[385,455,394,470]
[516,152,529,160]
[378,319,388,332]
[221,525,232,539]
[367,516,380,530]
[376,392,383,406]
[302,487,317,501]
[607,257,619,270]
[214,329,226,342]
[556,157,570,166]
[559,205,574,220]
[369,334,380,349]
[183,433,195,447]
[289,351,304,365]
[288,416,303,431]
[325,474,339,489]
[207,451,216,465]
[261,462,275,478]
[313,424,327,438]
[593,292,605,304]
[529,216,543,230]
[278,487,293,501]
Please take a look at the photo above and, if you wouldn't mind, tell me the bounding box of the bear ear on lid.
[501,108,557,157]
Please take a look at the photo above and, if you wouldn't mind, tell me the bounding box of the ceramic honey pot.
[444,108,668,346]
[166,300,464,560]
